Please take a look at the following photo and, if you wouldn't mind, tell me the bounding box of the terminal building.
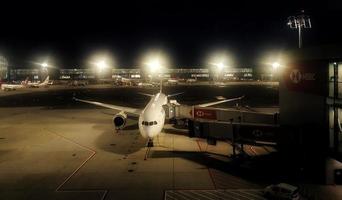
[6,67,254,81]
[60,67,253,81]
[279,58,342,184]
[8,69,40,80]
[0,56,8,81]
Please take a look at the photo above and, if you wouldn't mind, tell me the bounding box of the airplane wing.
[196,96,244,107]
[1,84,24,90]
[167,92,184,98]
[138,92,154,97]
[73,97,142,116]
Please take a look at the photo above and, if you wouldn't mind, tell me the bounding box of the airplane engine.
[112,112,127,130]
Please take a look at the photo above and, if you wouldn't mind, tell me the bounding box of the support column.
[333,62,339,153]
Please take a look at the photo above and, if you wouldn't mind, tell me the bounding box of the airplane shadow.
[93,124,305,183]
[149,150,294,184]
[94,122,191,156]
[162,128,188,136]
[94,129,146,155]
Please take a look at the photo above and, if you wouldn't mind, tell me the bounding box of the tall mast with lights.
[287,10,312,48]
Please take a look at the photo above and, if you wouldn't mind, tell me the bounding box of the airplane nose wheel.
[147,139,154,147]
[144,138,154,160]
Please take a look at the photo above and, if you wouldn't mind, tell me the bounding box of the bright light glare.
[89,51,115,73]
[41,63,48,68]
[272,62,280,69]
[142,51,169,74]
[96,60,107,71]
[207,51,232,72]
[260,51,288,71]
[146,58,162,72]
[216,62,225,70]
[209,61,226,72]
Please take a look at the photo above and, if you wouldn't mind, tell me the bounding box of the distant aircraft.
[186,78,197,83]
[114,77,138,86]
[74,81,244,147]
[167,78,179,85]
[28,76,50,88]
[1,78,29,91]
[68,80,88,87]
[138,82,155,87]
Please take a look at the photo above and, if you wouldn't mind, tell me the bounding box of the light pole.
[287,10,312,48]
[207,51,232,83]
[215,62,225,82]
[147,59,161,83]
[210,62,226,83]
[96,60,108,80]
[271,62,280,81]
[41,62,49,81]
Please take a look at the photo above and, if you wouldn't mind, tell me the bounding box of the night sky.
[1,1,342,68]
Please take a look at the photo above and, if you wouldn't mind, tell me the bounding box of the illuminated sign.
[289,69,316,84]
[193,108,217,120]
[283,60,328,96]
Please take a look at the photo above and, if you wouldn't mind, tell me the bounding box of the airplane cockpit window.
[142,121,157,126]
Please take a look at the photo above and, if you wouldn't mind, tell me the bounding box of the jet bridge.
[164,101,279,149]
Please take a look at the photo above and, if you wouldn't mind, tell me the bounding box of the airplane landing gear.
[147,139,154,147]
[144,138,154,160]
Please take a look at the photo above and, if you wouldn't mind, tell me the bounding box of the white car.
[263,183,300,200]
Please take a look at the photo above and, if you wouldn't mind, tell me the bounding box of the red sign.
[194,108,217,120]
[283,60,328,96]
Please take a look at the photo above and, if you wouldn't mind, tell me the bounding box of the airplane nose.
[142,126,158,138]
[145,127,154,138]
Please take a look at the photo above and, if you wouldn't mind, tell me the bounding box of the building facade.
[0,56,8,80]
[279,59,342,184]
[6,67,254,81]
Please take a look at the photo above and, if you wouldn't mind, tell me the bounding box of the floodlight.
[146,58,162,72]
[272,62,280,70]
[287,10,311,48]
[41,63,48,68]
[96,60,107,71]
[142,51,169,74]
[207,50,233,73]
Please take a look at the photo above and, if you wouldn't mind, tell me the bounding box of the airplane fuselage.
[138,92,167,139]
[1,84,25,91]
[74,88,242,144]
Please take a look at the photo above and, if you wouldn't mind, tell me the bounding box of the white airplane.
[167,79,179,85]
[186,78,197,83]
[27,76,50,88]
[74,82,243,147]
[1,78,29,91]
[138,82,155,87]
[114,77,138,86]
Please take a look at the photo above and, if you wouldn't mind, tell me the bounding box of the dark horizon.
[1,1,342,68]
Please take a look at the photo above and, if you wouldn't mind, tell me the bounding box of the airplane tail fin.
[22,77,29,85]
[39,76,50,86]
[72,92,77,100]
[43,76,49,84]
